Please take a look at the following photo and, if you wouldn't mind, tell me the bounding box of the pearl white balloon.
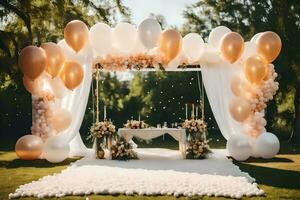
[182,33,204,62]
[240,41,257,62]
[113,22,137,53]
[226,134,252,161]
[137,18,161,49]
[57,39,76,60]
[250,32,263,44]
[43,136,70,163]
[48,76,69,99]
[89,23,112,55]
[208,26,231,49]
[200,44,222,64]
[254,132,280,158]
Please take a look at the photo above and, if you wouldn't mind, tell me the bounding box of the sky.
[122,0,198,27]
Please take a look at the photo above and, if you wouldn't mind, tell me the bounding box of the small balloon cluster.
[31,95,55,141]
[16,20,89,163]
[214,28,282,161]
[89,18,206,70]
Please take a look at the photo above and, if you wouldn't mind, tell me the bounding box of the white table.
[118,128,187,158]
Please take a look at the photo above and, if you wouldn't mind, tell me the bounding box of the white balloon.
[240,41,257,62]
[113,23,137,53]
[250,32,263,43]
[48,77,69,99]
[226,134,252,161]
[57,39,77,60]
[208,26,231,49]
[254,132,280,159]
[137,18,161,49]
[249,138,261,158]
[89,23,112,55]
[199,44,222,64]
[132,37,147,54]
[182,33,204,63]
[43,136,70,163]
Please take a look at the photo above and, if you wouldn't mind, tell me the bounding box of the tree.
[183,0,300,141]
[0,0,130,143]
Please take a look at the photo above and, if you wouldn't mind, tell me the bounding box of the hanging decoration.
[226,30,281,161]
[16,18,282,163]
[19,46,47,80]
[41,42,65,78]
[64,20,89,52]
[220,32,244,64]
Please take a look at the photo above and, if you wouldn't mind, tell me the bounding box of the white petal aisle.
[9,149,263,199]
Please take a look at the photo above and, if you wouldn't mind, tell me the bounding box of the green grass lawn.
[1,137,300,200]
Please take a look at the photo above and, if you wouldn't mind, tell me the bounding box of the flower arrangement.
[182,119,207,135]
[186,138,211,159]
[90,120,116,159]
[93,53,167,71]
[124,120,149,129]
[111,137,138,160]
[90,120,116,140]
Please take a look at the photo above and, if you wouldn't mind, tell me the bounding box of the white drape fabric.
[200,48,244,140]
[55,40,93,156]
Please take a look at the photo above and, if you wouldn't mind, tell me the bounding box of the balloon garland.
[16,18,282,163]
[226,31,281,161]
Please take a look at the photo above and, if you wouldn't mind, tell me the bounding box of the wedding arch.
[16,18,281,162]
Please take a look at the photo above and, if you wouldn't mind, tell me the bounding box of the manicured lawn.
[1,140,300,200]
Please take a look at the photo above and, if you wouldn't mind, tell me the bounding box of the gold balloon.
[49,108,72,132]
[60,60,84,90]
[15,135,43,160]
[19,46,47,80]
[22,75,43,96]
[41,42,65,78]
[230,75,251,96]
[256,31,281,63]
[220,32,244,64]
[64,20,89,52]
[229,97,252,122]
[159,29,182,63]
[244,55,268,84]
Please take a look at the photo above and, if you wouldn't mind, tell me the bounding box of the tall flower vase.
[94,137,105,159]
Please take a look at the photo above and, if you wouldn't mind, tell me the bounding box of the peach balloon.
[49,108,72,132]
[230,75,251,97]
[22,75,43,96]
[244,55,268,84]
[229,97,252,122]
[41,42,65,78]
[159,29,182,63]
[64,20,89,52]
[19,46,47,80]
[256,31,281,63]
[15,135,44,160]
[60,60,84,90]
[220,32,244,64]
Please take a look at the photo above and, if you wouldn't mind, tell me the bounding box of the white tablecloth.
[118,128,187,158]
